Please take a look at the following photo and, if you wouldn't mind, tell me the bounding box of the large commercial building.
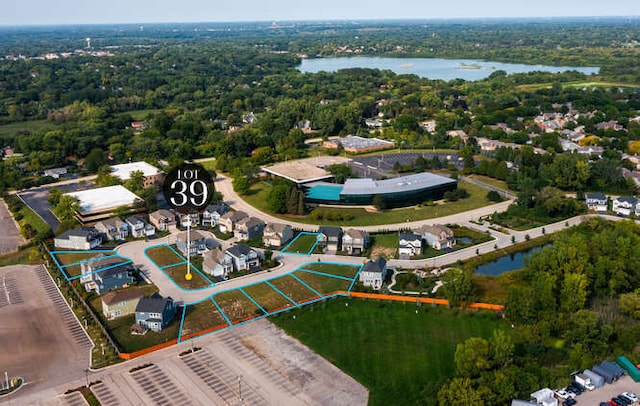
[322,136,395,154]
[65,185,144,223]
[110,161,164,188]
[305,172,457,208]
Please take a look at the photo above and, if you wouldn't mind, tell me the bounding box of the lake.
[297,57,599,81]
[474,245,546,276]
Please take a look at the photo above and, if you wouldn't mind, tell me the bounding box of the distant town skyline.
[2,0,638,26]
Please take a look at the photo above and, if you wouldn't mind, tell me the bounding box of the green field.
[293,270,352,294]
[271,298,507,406]
[125,109,162,121]
[243,180,496,227]
[282,233,319,254]
[162,264,213,290]
[301,262,361,279]
[0,120,52,137]
[241,283,295,313]
[145,245,184,268]
[180,299,229,338]
[269,275,320,303]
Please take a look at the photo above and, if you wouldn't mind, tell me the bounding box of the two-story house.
[95,217,129,241]
[178,212,200,228]
[80,255,134,294]
[126,216,155,238]
[202,249,233,280]
[225,244,260,271]
[149,209,176,231]
[613,196,637,217]
[201,202,228,228]
[585,192,608,213]
[263,223,293,248]
[54,227,103,250]
[135,294,176,333]
[359,256,387,290]
[218,211,249,233]
[318,226,343,253]
[101,288,142,320]
[419,224,456,250]
[234,217,265,242]
[398,233,422,259]
[341,229,369,255]
[175,230,207,257]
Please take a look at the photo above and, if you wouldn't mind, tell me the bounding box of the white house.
[225,244,260,271]
[398,233,422,258]
[359,256,387,290]
[201,203,228,227]
[94,217,129,241]
[585,192,607,213]
[202,249,233,280]
[342,229,369,255]
[613,196,637,217]
[54,227,103,250]
[263,223,293,248]
[126,216,155,238]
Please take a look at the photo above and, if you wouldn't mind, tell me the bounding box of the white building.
[110,161,163,187]
[359,257,387,290]
[65,185,143,223]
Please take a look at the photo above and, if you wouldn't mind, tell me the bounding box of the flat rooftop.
[110,161,161,181]
[328,136,394,150]
[341,172,456,196]
[262,156,351,184]
[66,185,142,213]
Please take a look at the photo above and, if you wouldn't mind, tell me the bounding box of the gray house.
[318,226,343,253]
[234,217,265,242]
[202,249,233,280]
[94,217,129,241]
[54,227,103,250]
[226,244,260,271]
[201,202,228,227]
[342,229,369,255]
[175,230,207,257]
[359,256,387,290]
[80,255,134,295]
[398,233,422,259]
[263,223,293,248]
[135,294,176,333]
[585,192,607,213]
[126,215,155,238]
[149,209,176,231]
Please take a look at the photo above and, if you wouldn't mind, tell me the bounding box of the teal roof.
[306,184,343,201]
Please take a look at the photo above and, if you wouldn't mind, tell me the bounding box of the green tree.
[441,268,476,307]
[372,194,387,210]
[267,184,289,214]
[437,377,492,406]
[231,170,250,195]
[84,148,108,173]
[96,165,120,187]
[47,188,63,207]
[53,195,80,222]
[123,170,145,193]
[455,337,491,377]
[560,272,589,313]
[619,289,640,319]
[489,329,514,367]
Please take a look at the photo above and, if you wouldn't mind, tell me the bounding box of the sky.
[2,0,639,26]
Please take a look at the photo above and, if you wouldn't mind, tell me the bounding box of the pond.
[474,245,547,276]
[297,57,599,81]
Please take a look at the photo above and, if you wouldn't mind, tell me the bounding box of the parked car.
[556,389,575,399]
[622,392,639,403]
[613,397,628,406]
[562,399,577,406]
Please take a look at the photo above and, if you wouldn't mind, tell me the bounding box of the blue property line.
[290,273,323,297]
[297,268,355,281]
[264,280,298,305]
[238,288,267,315]
[347,264,365,293]
[177,305,188,344]
[160,261,187,269]
[281,232,321,256]
[143,246,214,292]
[210,297,233,326]
[65,259,134,281]
[61,253,121,268]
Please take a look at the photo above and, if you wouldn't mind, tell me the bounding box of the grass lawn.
[162,264,213,290]
[269,275,320,304]
[0,246,42,266]
[244,181,494,227]
[464,174,512,192]
[18,205,51,235]
[54,252,114,265]
[241,283,295,313]
[125,108,161,120]
[301,262,361,279]
[180,299,229,338]
[391,272,435,294]
[145,245,185,268]
[0,119,52,137]
[293,270,352,294]
[271,298,507,406]
[282,233,319,254]
[213,289,264,324]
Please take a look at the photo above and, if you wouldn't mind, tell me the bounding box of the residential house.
[43,167,68,179]
[80,255,134,294]
[398,233,422,258]
[101,288,143,320]
[94,217,129,241]
[263,223,293,248]
[447,130,469,144]
[613,196,637,217]
[126,216,155,238]
[178,212,200,228]
[585,192,608,213]
[359,256,387,290]
[219,211,249,233]
[318,226,343,253]
[226,244,260,271]
[202,249,233,280]
[175,230,207,257]
[149,209,176,231]
[234,217,265,242]
[201,202,228,228]
[419,224,456,250]
[342,229,369,255]
[135,294,176,333]
[54,227,103,250]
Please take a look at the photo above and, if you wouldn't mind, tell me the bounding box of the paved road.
[0,198,24,254]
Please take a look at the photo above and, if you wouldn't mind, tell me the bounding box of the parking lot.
[568,375,640,405]
[350,151,463,179]
[0,198,24,254]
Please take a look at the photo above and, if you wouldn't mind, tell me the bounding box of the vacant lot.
[162,263,213,290]
[301,262,361,279]
[145,244,185,268]
[294,270,353,294]
[269,275,320,304]
[271,298,506,406]
[282,233,319,255]
[241,282,295,313]
[213,289,264,324]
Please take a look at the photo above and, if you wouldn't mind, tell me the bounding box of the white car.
[622,392,639,403]
[555,389,575,400]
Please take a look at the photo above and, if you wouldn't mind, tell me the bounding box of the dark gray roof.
[585,192,606,200]
[399,233,421,242]
[318,226,342,238]
[136,296,172,313]
[363,256,386,274]
[226,243,255,257]
[616,196,637,203]
[340,172,456,196]
[57,227,99,239]
[205,202,228,214]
